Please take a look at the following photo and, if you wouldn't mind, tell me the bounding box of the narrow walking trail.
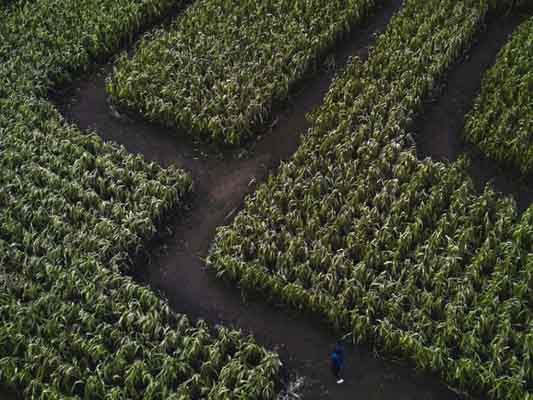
[39,3,528,400]
[0,390,14,400]
[413,12,532,214]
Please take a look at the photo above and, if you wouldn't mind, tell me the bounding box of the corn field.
[1,0,531,398]
[464,16,533,176]
[0,0,181,97]
[208,1,533,399]
[0,0,281,398]
[0,98,281,399]
[107,0,379,146]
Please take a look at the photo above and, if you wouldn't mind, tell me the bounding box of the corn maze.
[1,0,532,399]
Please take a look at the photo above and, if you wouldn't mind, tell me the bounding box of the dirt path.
[413,12,533,214]
[0,390,16,400]
[51,2,464,399]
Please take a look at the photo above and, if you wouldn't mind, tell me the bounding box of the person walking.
[330,342,344,384]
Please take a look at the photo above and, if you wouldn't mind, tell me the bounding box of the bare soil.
[3,2,530,400]
[0,390,16,400]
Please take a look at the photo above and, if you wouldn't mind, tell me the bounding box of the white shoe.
[336,379,344,384]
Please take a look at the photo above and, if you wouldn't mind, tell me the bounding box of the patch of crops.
[0,0,180,96]
[107,0,380,146]
[208,1,533,399]
[0,0,282,398]
[464,16,533,176]
[0,99,280,400]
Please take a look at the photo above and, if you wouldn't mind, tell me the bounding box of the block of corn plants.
[209,0,532,398]
[107,0,380,146]
[0,0,180,97]
[464,16,533,176]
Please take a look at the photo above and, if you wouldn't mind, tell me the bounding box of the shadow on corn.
[412,11,533,214]
[52,1,462,399]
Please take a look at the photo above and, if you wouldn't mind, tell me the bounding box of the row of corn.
[208,1,532,399]
[464,15,533,176]
[0,0,281,398]
[106,0,381,146]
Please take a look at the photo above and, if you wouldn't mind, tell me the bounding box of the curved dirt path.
[12,3,526,400]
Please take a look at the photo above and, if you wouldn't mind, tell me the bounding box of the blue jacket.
[331,345,344,367]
